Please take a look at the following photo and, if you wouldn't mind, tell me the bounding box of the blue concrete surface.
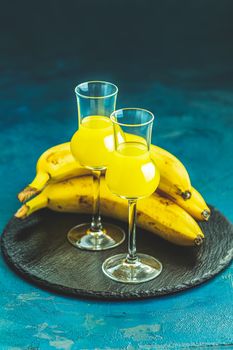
[1,1,233,346]
[0,59,233,349]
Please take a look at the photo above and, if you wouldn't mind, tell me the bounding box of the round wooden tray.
[1,206,233,300]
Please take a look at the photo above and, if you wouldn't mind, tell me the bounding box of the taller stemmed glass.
[67,81,125,250]
[102,108,162,283]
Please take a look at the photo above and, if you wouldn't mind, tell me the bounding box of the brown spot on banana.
[46,152,69,165]
[158,198,171,206]
[79,195,92,209]
[147,221,156,226]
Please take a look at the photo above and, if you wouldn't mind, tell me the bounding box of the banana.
[151,146,191,199]
[126,133,191,200]
[18,143,91,202]
[18,140,191,202]
[15,175,204,247]
[157,186,211,221]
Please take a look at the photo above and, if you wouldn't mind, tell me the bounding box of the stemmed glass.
[67,81,125,250]
[102,108,162,283]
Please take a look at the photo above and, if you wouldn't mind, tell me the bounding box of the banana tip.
[202,209,211,221]
[194,235,204,246]
[182,191,191,200]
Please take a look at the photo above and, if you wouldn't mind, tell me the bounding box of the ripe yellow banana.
[157,186,211,221]
[15,176,204,247]
[18,143,91,202]
[151,146,191,199]
[126,133,191,200]
[18,140,191,202]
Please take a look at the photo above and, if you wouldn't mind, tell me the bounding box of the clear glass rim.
[110,108,155,127]
[74,80,118,99]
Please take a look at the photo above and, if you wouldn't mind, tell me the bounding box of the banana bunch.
[18,141,192,202]
[16,175,204,246]
[15,141,210,247]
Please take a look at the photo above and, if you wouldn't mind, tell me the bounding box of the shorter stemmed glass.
[102,108,162,283]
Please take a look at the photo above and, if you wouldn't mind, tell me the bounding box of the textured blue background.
[1,1,233,348]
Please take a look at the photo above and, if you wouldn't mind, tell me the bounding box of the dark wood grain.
[1,206,233,300]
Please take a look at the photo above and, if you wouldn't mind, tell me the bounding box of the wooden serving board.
[1,206,233,300]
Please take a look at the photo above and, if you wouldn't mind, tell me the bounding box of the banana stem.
[18,172,50,203]
[29,172,50,191]
[15,204,30,219]
[126,199,138,263]
[90,170,103,232]
[18,186,40,202]
[15,193,48,219]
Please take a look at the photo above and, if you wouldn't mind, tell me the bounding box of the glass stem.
[126,199,138,263]
[90,170,103,233]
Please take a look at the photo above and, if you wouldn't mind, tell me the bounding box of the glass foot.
[67,223,125,251]
[102,253,162,283]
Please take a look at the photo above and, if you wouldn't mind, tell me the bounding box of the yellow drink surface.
[106,142,160,199]
[71,116,114,169]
